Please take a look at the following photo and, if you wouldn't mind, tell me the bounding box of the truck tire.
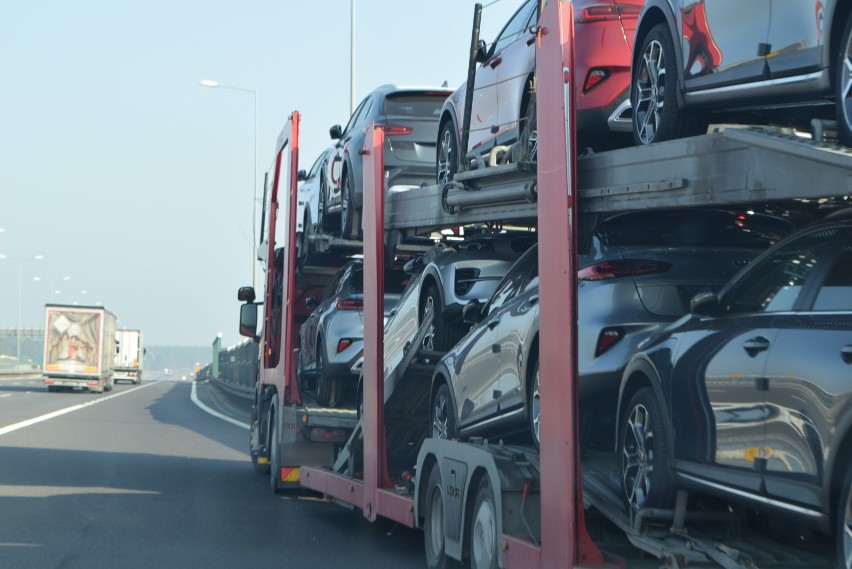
[269,407,282,493]
[469,477,499,569]
[424,464,449,569]
[250,408,270,475]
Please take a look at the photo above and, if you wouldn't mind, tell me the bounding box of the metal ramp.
[582,452,832,568]
[333,313,442,479]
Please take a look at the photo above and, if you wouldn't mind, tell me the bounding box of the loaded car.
[320,84,453,239]
[297,260,409,407]
[436,0,642,183]
[615,212,852,566]
[294,147,335,267]
[430,209,794,448]
[632,0,852,145]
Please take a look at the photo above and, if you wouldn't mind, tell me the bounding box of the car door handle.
[743,336,771,357]
[489,56,503,69]
[487,317,500,330]
[528,295,539,306]
[842,346,852,364]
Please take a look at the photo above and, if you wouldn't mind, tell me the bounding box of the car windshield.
[595,210,793,249]
[383,93,448,118]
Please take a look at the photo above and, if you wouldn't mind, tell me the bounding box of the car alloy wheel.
[634,35,667,144]
[837,462,852,568]
[836,11,852,146]
[521,87,537,162]
[530,363,541,449]
[620,387,672,511]
[431,383,457,440]
[436,121,458,184]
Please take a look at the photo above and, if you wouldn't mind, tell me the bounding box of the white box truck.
[114,329,144,384]
[43,304,117,393]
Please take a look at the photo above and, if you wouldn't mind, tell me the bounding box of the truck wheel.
[436,120,458,184]
[470,477,499,569]
[838,460,852,569]
[620,387,673,512]
[431,383,458,440]
[269,408,282,493]
[250,408,270,475]
[837,10,852,146]
[424,464,448,569]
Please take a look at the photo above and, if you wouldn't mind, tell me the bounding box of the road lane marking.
[0,382,158,437]
[0,394,11,398]
[190,382,249,430]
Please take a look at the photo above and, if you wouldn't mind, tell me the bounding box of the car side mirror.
[306,295,319,310]
[475,39,489,63]
[329,124,343,140]
[239,303,259,340]
[297,169,307,182]
[403,256,425,275]
[690,290,720,317]
[463,299,483,325]
[237,286,256,303]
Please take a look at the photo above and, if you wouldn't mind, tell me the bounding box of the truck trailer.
[238,2,852,567]
[114,329,144,384]
[43,304,117,394]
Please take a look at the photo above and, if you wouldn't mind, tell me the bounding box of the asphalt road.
[0,372,424,569]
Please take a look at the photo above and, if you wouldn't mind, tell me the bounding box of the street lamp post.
[200,79,259,290]
[0,253,44,367]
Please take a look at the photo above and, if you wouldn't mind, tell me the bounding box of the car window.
[725,227,840,314]
[346,268,408,295]
[383,93,448,118]
[486,246,537,315]
[307,152,325,178]
[343,97,370,136]
[491,0,537,56]
[322,267,347,300]
[812,235,852,311]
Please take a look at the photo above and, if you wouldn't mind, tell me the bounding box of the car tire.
[632,24,706,145]
[424,464,448,569]
[436,120,459,184]
[520,85,537,162]
[620,386,673,512]
[431,383,458,440]
[319,172,332,233]
[421,286,462,353]
[470,477,499,569]
[529,361,541,449]
[837,460,852,569]
[250,407,270,475]
[341,172,355,239]
[837,11,852,146]
[296,210,310,270]
[316,342,332,407]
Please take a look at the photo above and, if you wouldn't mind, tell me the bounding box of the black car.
[616,213,852,564]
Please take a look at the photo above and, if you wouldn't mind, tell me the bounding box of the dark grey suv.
[617,214,852,566]
[321,84,452,238]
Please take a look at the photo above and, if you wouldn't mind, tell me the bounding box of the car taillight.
[380,124,412,136]
[576,4,641,22]
[337,339,354,353]
[595,327,625,357]
[336,299,364,310]
[578,259,672,281]
[583,69,610,93]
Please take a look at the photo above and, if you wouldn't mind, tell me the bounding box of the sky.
[0,0,520,348]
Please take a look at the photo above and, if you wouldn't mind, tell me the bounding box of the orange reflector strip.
[281,468,300,482]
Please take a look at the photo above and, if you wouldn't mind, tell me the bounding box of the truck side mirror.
[329,124,343,140]
[239,303,259,340]
[475,39,489,63]
[306,295,319,310]
[462,299,483,324]
[238,286,256,303]
[297,169,307,182]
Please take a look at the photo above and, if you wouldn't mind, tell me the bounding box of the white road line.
[190,382,249,430]
[0,394,11,398]
[0,382,157,437]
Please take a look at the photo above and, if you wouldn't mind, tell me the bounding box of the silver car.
[298,260,408,407]
[431,209,794,448]
[295,148,335,267]
[633,0,852,145]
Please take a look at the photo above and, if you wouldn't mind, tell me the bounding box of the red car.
[436,0,642,183]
